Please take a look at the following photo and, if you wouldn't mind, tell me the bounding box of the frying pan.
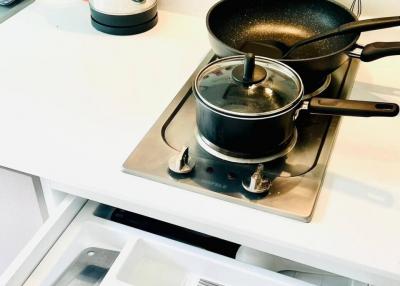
[207,0,400,93]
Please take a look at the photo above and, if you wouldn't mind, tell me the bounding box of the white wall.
[158,0,400,18]
[0,168,44,275]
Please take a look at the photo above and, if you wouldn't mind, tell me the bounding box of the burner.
[196,129,298,164]
[303,75,332,99]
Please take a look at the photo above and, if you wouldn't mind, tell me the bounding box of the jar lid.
[194,54,304,117]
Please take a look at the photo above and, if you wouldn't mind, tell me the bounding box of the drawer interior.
[20,201,369,286]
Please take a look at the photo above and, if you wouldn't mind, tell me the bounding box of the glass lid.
[194,54,304,117]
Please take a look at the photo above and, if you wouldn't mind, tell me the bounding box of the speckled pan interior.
[207,0,357,59]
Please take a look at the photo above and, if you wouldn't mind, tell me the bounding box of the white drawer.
[1,200,315,286]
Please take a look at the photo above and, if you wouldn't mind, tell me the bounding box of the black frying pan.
[207,0,400,93]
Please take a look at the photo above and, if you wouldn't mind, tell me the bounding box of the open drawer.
[0,198,313,286]
[0,198,368,286]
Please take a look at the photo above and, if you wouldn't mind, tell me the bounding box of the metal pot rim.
[193,55,305,118]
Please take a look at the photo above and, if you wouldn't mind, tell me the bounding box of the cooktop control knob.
[242,164,272,194]
[168,146,195,174]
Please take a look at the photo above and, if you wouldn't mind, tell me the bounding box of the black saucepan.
[207,0,400,93]
[193,54,399,159]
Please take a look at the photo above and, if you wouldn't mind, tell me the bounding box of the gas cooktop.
[123,51,359,222]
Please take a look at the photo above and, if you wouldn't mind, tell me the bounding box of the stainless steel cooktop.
[123,51,359,222]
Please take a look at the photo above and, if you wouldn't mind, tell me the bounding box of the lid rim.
[194,55,305,118]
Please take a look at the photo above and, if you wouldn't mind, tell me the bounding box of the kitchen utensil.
[53,247,119,286]
[206,0,400,93]
[198,279,225,286]
[89,0,157,35]
[350,0,362,18]
[281,17,400,58]
[111,208,240,258]
[193,54,399,158]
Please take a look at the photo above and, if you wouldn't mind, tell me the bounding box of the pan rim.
[206,0,360,63]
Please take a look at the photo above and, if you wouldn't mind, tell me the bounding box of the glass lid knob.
[232,53,267,85]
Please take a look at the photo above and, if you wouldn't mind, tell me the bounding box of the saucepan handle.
[307,98,399,117]
[360,42,400,62]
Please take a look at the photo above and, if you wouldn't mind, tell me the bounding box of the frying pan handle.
[340,16,400,33]
[360,42,400,62]
[284,17,400,58]
[307,98,399,117]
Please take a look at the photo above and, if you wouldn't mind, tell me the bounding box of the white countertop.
[0,1,400,285]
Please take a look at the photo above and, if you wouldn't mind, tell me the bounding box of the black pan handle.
[360,42,400,62]
[307,98,399,117]
[284,17,400,58]
[339,16,400,33]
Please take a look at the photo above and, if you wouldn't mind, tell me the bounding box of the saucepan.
[207,0,400,93]
[193,54,399,159]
